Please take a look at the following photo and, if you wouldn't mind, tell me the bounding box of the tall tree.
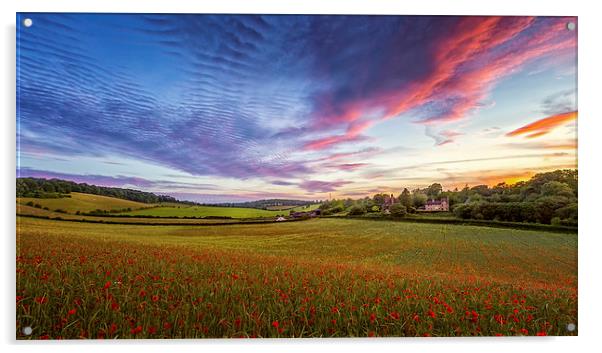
[426,183,443,199]
[399,188,412,209]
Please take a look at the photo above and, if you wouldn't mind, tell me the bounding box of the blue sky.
[17,14,577,202]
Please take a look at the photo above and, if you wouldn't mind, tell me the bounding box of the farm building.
[424,197,449,211]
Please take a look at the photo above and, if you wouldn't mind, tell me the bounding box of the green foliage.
[412,193,428,208]
[389,203,407,217]
[399,188,413,209]
[540,181,575,198]
[348,205,367,216]
[425,183,443,198]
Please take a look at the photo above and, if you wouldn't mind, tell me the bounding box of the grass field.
[118,204,319,219]
[16,217,577,338]
[17,193,151,214]
[15,205,245,225]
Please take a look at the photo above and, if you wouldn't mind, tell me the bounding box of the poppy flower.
[103,281,111,290]
[130,325,142,335]
[536,331,547,336]
[34,296,47,304]
[151,295,159,302]
[67,308,76,316]
[272,321,279,328]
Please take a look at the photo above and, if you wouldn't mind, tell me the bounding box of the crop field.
[15,205,248,225]
[17,193,151,213]
[118,204,317,219]
[16,217,577,339]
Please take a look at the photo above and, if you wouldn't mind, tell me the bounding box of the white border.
[2,1,601,353]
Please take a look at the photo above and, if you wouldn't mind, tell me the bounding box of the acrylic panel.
[16,13,577,339]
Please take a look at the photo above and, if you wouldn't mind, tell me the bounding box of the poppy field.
[16,217,577,339]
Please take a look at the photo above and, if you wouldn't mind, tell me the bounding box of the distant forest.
[203,199,320,209]
[16,177,183,204]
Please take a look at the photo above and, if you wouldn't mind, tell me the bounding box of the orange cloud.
[506,111,577,138]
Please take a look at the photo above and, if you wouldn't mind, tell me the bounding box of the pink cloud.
[304,17,576,151]
[298,180,352,193]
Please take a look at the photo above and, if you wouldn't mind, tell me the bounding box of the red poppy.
[139,289,147,298]
[148,326,157,335]
[369,313,376,323]
[109,323,117,335]
[536,331,547,336]
[331,306,339,314]
[103,281,111,290]
[130,325,142,335]
[428,310,436,318]
[151,295,159,302]
[34,296,47,304]
[272,321,279,328]
[520,328,529,335]
[67,308,76,316]
[111,301,120,311]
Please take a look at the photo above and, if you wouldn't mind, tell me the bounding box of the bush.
[348,205,367,216]
[555,203,577,222]
[453,204,472,219]
[389,204,407,217]
[534,196,570,224]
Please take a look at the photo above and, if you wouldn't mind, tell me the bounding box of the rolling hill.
[17,192,152,214]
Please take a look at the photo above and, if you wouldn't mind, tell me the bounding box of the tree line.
[203,199,320,209]
[318,169,577,226]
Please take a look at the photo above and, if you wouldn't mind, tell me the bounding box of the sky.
[16,14,577,203]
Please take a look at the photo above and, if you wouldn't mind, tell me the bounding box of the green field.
[16,216,576,338]
[118,203,319,218]
[17,192,151,213]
